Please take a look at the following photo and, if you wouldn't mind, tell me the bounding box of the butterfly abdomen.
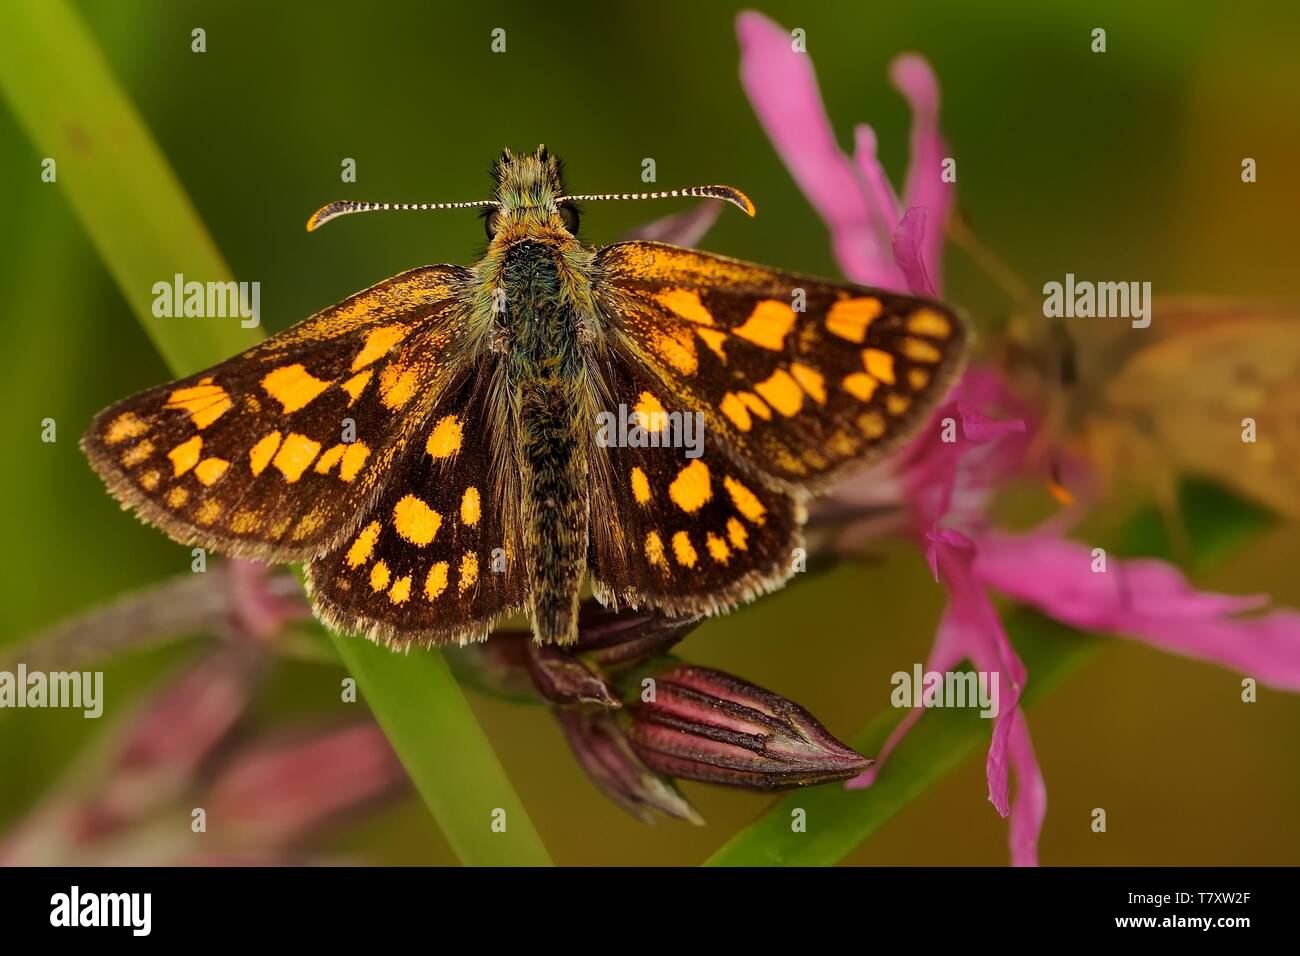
[504,241,591,644]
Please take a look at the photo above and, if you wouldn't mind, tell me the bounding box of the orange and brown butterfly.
[83,146,968,647]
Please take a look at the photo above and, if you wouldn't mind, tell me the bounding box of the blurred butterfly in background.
[1003,297,1300,533]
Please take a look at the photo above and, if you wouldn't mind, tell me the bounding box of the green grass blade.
[332,636,553,866]
[0,0,256,374]
[706,483,1274,866]
[0,0,550,865]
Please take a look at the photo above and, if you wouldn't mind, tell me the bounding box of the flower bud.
[556,709,702,825]
[628,665,871,790]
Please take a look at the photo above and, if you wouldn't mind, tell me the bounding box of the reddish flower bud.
[556,709,702,825]
[525,641,620,708]
[628,665,871,790]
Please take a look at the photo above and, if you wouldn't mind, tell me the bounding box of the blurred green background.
[2,0,1298,865]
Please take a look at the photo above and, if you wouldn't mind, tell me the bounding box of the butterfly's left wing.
[594,241,968,493]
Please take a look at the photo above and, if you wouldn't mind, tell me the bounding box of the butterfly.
[1004,297,1300,530]
[82,146,968,647]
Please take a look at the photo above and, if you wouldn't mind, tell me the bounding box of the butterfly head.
[304,146,755,238]
[485,145,580,246]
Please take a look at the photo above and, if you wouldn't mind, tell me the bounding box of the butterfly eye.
[558,203,580,235]
[484,209,501,239]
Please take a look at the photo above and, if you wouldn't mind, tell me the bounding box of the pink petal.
[958,402,1028,443]
[852,125,901,229]
[890,206,936,297]
[622,201,721,246]
[889,54,952,289]
[736,11,897,287]
[1006,712,1046,867]
[976,530,1300,690]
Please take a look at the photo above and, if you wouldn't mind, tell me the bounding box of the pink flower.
[737,10,950,295]
[737,9,1300,865]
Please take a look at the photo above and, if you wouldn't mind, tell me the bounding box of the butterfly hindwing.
[82,265,472,561]
[595,241,968,491]
[587,352,805,618]
[305,370,527,645]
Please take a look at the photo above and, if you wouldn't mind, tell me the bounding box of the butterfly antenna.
[555,185,756,217]
[306,199,500,232]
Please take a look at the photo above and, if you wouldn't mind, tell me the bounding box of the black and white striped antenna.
[555,185,755,217]
[306,199,500,232]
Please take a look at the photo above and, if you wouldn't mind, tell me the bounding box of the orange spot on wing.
[843,372,879,401]
[426,415,462,458]
[168,435,203,476]
[733,300,796,350]
[271,433,320,482]
[194,457,229,486]
[352,325,411,371]
[668,460,711,512]
[826,297,882,343]
[907,308,952,337]
[341,369,373,404]
[339,442,369,481]
[249,431,282,475]
[754,368,803,417]
[261,364,330,413]
[863,349,896,384]
[790,362,827,404]
[388,575,412,604]
[719,392,752,432]
[461,486,481,525]
[166,378,232,429]
[671,531,698,568]
[424,561,449,600]
[104,412,148,445]
[458,551,479,593]
[901,337,943,363]
[630,467,651,504]
[696,327,727,362]
[654,326,698,375]
[657,288,715,325]
[378,363,418,409]
[724,476,767,524]
[645,531,668,569]
[634,392,668,432]
[393,494,442,545]
[346,521,381,567]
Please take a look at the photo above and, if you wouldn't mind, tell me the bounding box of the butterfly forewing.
[596,241,967,491]
[82,265,472,561]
